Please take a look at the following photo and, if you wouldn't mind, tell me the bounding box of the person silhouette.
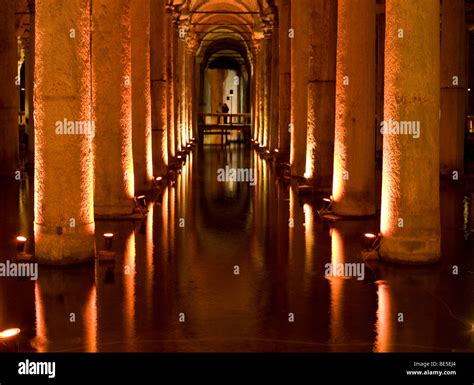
[222,103,229,124]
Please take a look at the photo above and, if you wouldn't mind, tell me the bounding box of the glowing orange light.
[374,280,392,352]
[16,236,27,243]
[84,286,97,352]
[104,233,114,238]
[364,233,377,239]
[0,328,20,339]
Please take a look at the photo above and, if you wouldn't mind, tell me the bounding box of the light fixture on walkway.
[0,328,20,340]
[361,232,382,261]
[16,236,27,253]
[15,236,33,261]
[134,195,147,209]
[104,233,114,251]
[98,233,115,262]
[319,197,333,214]
[153,176,164,188]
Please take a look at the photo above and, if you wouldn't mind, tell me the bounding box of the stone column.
[166,9,176,160]
[269,18,280,152]
[34,0,95,264]
[305,0,337,191]
[151,0,168,176]
[27,0,36,166]
[250,55,257,141]
[332,0,376,216]
[175,24,185,152]
[290,0,310,176]
[375,13,385,158]
[262,34,272,148]
[131,0,153,193]
[257,43,265,145]
[440,0,467,175]
[184,45,196,143]
[252,45,261,142]
[0,0,19,177]
[278,0,291,161]
[380,0,441,263]
[93,0,135,217]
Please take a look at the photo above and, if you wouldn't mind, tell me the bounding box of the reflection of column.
[303,204,314,274]
[440,0,467,175]
[84,286,97,352]
[373,281,393,352]
[131,0,153,192]
[93,0,135,217]
[328,223,374,351]
[278,0,291,161]
[0,0,19,177]
[380,0,440,263]
[290,0,310,176]
[151,0,168,176]
[34,267,96,351]
[377,264,441,352]
[34,0,95,263]
[305,0,337,190]
[124,231,136,351]
[332,0,376,216]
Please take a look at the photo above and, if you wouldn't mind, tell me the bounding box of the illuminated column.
[27,0,36,165]
[269,23,280,151]
[440,0,467,175]
[290,0,310,176]
[278,0,291,160]
[380,0,440,263]
[252,43,261,142]
[34,0,95,263]
[306,0,337,190]
[250,55,257,141]
[332,0,376,216]
[93,0,135,217]
[0,0,19,177]
[184,35,197,142]
[175,22,185,152]
[375,13,385,157]
[262,33,272,148]
[151,0,168,176]
[257,42,265,145]
[166,9,176,160]
[131,0,153,193]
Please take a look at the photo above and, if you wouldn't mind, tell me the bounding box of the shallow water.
[1,144,473,352]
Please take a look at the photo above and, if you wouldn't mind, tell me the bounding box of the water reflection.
[0,145,473,352]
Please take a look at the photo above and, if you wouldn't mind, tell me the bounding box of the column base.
[34,223,95,265]
[379,236,440,265]
[332,199,376,217]
[94,200,137,219]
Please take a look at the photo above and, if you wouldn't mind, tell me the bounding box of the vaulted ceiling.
[169,0,277,71]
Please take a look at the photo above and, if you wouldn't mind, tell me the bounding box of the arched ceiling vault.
[168,0,277,71]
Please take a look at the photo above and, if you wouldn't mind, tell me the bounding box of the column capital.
[252,30,264,54]
[185,30,199,54]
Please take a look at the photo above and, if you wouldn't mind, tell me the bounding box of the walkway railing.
[198,113,252,145]
[198,112,251,126]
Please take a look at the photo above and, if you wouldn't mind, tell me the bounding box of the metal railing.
[198,113,251,126]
